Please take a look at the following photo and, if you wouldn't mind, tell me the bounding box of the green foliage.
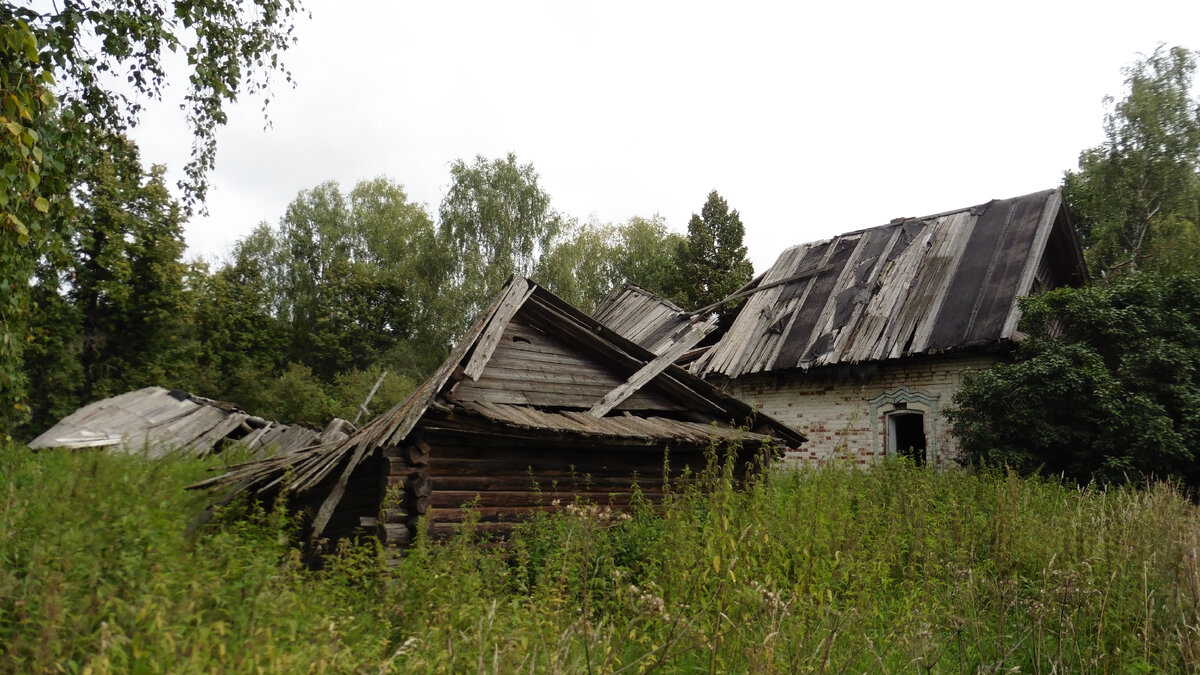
[614,214,687,299]
[1,1,304,435]
[438,153,565,331]
[0,16,61,434]
[673,190,754,313]
[5,441,1200,672]
[1064,45,1200,275]
[19,135,191,439]
[277,180,436,379]
[950,273,1200,485]
[534,215,684,312]
[180,178,436,425]
[0,441,391,672]
[11,0,303,209]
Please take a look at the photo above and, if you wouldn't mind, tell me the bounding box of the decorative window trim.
[868,386,940,463]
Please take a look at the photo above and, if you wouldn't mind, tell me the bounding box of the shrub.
[950,273,1200,485]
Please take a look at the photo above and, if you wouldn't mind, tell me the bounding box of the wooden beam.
[587,315,718,417]
[462,278,534,381]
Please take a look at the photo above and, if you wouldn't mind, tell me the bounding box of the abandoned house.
[197,275,804,547]
[597,188,1087,467]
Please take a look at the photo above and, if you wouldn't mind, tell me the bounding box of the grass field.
[2,441,1198,673]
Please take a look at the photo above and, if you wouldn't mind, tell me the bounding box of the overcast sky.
[128,1,1200,273]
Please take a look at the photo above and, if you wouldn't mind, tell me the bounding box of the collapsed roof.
[195,275,805,539]
[28,386,352,458]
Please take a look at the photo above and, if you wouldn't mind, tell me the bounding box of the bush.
[950,273,1200,485]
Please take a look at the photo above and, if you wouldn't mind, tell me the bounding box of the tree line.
[0,1,756,440]
[11,146,754,439]
[10,2,1200,487]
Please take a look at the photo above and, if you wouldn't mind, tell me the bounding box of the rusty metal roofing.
[693,189,1086,378]
[593,284,694,354]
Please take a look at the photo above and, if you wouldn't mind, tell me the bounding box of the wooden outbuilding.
[196,276,805,547]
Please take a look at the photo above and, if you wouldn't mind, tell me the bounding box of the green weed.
[3,441,1200,673]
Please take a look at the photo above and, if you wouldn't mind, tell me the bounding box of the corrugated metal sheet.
[592,284,693,354]
[693,189,1086,378]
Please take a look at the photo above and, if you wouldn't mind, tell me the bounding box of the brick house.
[598,189,1087,466]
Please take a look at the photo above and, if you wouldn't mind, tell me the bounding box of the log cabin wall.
[367,423,765,547]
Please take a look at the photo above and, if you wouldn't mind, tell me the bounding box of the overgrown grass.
[3,442,1199,673]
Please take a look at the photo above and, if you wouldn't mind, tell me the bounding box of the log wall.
[365,423,763,547]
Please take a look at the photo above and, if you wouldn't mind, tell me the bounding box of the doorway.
[888,412,927,466]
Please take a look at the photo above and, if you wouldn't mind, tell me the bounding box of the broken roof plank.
[587,314,718,417]
[28,386,342,459]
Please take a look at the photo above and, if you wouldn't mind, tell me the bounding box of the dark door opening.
[889,412,926,466]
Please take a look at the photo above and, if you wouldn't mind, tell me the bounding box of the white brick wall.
[724,354,999,467]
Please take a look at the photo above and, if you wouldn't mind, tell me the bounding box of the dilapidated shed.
[196,276,804,547]
[28,386,351,458]
[600,189,1085,467]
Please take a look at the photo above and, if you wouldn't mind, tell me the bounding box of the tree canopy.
[1064,45,1200,276]
[673,190,754,314]
[1,0,304,436]
[950,273,1200,485]
[438,153,565,332]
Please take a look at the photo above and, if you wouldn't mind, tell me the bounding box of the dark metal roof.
[693,189,1086,378]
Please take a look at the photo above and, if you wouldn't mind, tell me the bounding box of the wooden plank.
[519,297,733,419]
[746,243,827,374]
[771,237,858,370]
[432,490,638,509]
[924,196,1022,349]
[963,194,1046,344]
[432,475,663,492]
[791,233,867,366]
[827,225,904,362]
[463,277,533,381]
[587,314,718,417]
[906,211,976,354]
[704,244,807,376]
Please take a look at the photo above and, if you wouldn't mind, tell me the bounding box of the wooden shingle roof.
[592,284,696,355]
[28,386,349,457]
[693,189,1086,378]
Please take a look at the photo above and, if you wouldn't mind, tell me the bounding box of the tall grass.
[2,441,1199,673]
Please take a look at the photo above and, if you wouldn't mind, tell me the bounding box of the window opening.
[888,412,926,466]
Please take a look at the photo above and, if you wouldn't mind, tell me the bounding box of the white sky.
[127,0,1200,273]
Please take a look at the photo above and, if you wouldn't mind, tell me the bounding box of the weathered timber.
[693,189,1086,377]
[195,274,801,551]
[588,314,718,417]
[431,490,638,509]
[430,475,665,493]
[377,522,412,545]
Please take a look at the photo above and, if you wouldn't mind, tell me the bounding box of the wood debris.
[28,386,352,459]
